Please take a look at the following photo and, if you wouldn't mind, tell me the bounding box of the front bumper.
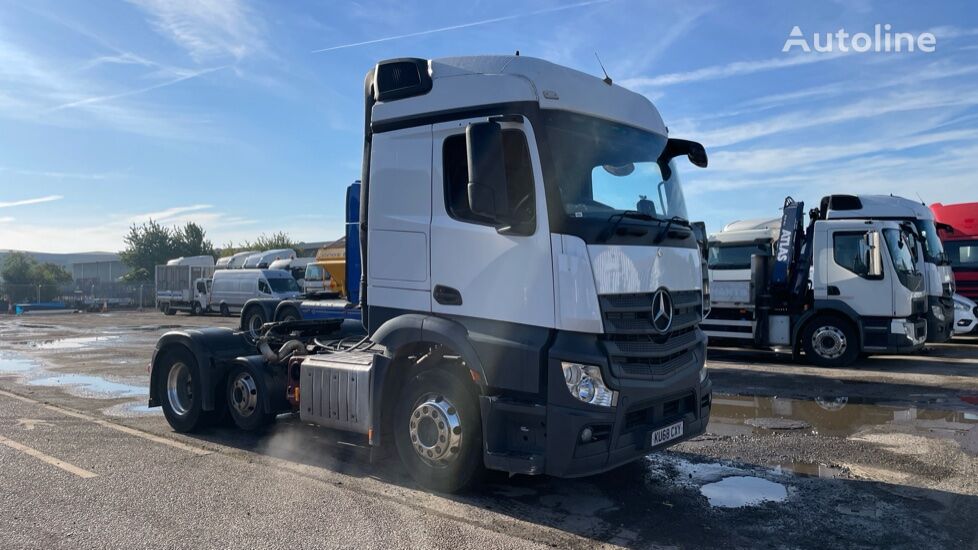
[480,329,711,478]
[888,317,927,353]
[925,296,955,343]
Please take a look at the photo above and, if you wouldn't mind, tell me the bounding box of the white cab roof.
[711,218,781,244]
[824,195,933,221]
[371,55,668,136]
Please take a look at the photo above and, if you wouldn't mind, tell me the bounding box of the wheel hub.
[166,362,193,416]
[812,326,847,359]
[230,372,259,417]
[408,394,462,467]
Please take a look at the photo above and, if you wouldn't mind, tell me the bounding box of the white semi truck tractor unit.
[821,194,956,343]
[147,56,712,492]
[702,197,927,367]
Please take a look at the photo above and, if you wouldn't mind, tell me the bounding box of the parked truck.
[931,202,978,301]
[148,55,712,492]
[155,256,216,316]
[822,195,955,343]
[702,197,927,367]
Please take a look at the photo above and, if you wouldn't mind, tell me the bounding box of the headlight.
[955,300,971,312]
[932,305,945,321]
[699,365,708,383]
[561,362,617,407]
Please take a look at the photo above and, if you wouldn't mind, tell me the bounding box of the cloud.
[0,195,64,208]
[312,0,611,53]
[0,217,14,223]
[128,0,265,62]
[620,51,847,90]
[0,167,118,181]
[127,204,213,224]
[47,65,228,112]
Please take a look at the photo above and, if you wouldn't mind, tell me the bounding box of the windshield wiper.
[653,216,690,244]
[599,211,654,242]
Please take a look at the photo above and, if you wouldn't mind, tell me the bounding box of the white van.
[209,269,302,316]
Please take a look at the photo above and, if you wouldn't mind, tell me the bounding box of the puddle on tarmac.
[700,476,788,508]
[0,355,37,373]
[28,374,146,398]
[102,400,160,418]
[31,335,119,350]
[710,394,978,438]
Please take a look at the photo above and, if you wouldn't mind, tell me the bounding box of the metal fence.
[0,282,156,313]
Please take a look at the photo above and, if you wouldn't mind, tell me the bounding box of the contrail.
[46,65,229,112]
[0,195,64,208]
[311,0,612,53]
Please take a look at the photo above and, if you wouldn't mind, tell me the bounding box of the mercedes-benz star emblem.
[651,288,674,334]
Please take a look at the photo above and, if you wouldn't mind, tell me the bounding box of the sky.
[0,0,976,253]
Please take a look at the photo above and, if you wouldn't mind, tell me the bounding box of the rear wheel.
[243,307,267,338]
[220,303,230,317]
[225,363,274,431]
[163,305,175,316]
[158,348,207,432]
[802,316,859,368]
[393,368,484,493]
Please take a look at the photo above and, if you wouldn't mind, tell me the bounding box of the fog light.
[561,362,617,407]
[580,426,593,442]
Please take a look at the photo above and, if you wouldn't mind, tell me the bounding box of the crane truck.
[701,197,927,367]
[147,55,712,492]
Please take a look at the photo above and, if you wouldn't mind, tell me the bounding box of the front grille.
[599,290,704,380]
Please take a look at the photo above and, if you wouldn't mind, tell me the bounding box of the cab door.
[429,117,555,328]
[818,221,893,318]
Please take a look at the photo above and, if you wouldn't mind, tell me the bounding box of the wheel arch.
[369,314,488,448]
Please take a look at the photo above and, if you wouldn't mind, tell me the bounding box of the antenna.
[594,52,612,86]
[915,192,925,205]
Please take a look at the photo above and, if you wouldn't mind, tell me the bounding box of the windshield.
[542,111,687,222]
[268,277,300,293]
[912,219,946,264]
[708,243,770,270]
[884,228,918,290]
[945,239,978,268]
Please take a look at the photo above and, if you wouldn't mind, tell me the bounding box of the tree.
[1,251,35,284]
[174,222,216,258]
[119,220,216,282]
[221,232,298,257]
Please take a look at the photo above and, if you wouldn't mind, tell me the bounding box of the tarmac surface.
[1,311,977,549]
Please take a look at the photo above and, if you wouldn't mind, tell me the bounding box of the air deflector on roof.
[823,195,863,211]
[373,58,432,101]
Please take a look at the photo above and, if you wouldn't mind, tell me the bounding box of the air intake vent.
[374,58,432,102]
[826,195,863,211]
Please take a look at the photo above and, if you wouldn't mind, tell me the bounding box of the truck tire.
[243,306,267,338]
[163,305,176,316]
[276,305,300,323]
[225,363,275,431]
[220,303,231,317]
[393,367,484,493]
[157,347,209,432]
[802,315,859,368]
[191,302,202,316]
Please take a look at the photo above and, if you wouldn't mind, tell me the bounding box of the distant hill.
[0,250,121,268]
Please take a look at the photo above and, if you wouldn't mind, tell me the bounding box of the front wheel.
[393,368,484,493]
[191,302,203,316]
[220,303,230,317]
[802,316,859,368]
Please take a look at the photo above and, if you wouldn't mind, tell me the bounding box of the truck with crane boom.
[701,197,927,367]
[147,55,713,492]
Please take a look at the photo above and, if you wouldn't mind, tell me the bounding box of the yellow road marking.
[0,435,98,478]
[0,389,211,456]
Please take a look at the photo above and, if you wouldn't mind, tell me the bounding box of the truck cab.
[823,195,954,342]
[149,55,711,492]
[931,202,978,301]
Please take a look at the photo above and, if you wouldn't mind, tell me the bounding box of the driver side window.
[258,280,271,294]
[833,232,875,278]
[442,130,535,230]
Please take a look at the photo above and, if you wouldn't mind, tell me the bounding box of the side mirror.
[466,121,508,223]
[866,232,883,278]
[657,138,708,180]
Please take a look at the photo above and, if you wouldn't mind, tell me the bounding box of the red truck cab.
[931,202,978,300]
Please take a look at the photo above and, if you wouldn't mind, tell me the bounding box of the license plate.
[650,421,684,447]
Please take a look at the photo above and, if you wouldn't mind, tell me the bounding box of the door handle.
[827,285,840,296]
[433,285,463,306]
